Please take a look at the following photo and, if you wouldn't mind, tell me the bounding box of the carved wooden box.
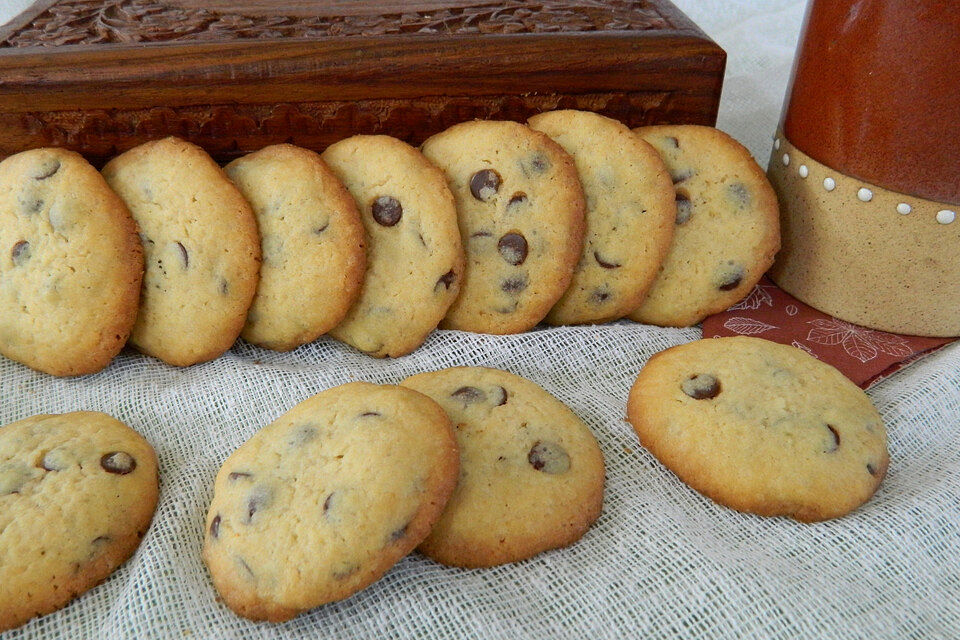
[0,0,726,164]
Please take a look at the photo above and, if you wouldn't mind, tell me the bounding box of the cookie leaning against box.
[103,137,261,367]
[321,135,464,357]
[0,412,159,632]
[421,120,586,334]
[0,149,143,376]
[225,144,366,351]
[527,110,676,325]
[401,367,605,567]
[628,125,780,327]
[627,337,888,522]
[203,382,458,622]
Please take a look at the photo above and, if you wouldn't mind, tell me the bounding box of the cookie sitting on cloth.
[702,276,954,389]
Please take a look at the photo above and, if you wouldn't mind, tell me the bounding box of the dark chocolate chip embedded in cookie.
[421,120,586,334]
[0,412,158,632]
[103,137,261,367]
[225,144,366,352]
[202,382,458,622]
[321,135,465,357]
[401,366,605,568]
[628,125,781,327]
[528,110,677,325]
[0,148,143,376]
[627,337,889,522]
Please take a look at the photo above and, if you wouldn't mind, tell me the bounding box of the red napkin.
[701,277,955,389]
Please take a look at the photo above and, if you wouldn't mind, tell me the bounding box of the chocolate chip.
[219,278,229,295]
[360,411,381,418]
[493,386,508,406]
[590,289,611,304]
[288,424,317,446]
[389,524,408,542]
[867,463,878,476]
[717,264,745,291]
[323,492,335,514]
[100,452,136,475]
[313,221,329,234]
[728,182,751,207]
[528,441,570,474]
[41,449,69,471]
[228,471,252,481]
[470,169,501,202]
[435,269,456,291]
[825,424,840,452]
[451,386,486,404]
[245,486,271,523]
[33,158,61,180]
[594,251,621,269]
[665,136,680,149]
[175,241,189,268]
[210,514,221,539]
[501,274,528,294]
[371,196,402,226]
[11,240,30,266]
[671,168,694,184]
[681,374,720,400]
[497,233,528,266]
[521,153,551,176]
[333,565,359,580]
[675,193,693,225]
[507,192,528,207]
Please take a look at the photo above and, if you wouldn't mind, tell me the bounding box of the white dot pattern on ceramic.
[857,188,873,202]
[823,177,836,192]
[897,203,912,215]
[798,165,808,178]
[937,209,956,225]
[782,153,790,166]
[774,138,781,150]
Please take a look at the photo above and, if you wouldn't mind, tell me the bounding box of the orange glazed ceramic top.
[783,0,960,205]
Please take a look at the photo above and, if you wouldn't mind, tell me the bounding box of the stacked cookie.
[0,112,779,376]
[203,368,605,621]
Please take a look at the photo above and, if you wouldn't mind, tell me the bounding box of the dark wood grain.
[0,0,725,162]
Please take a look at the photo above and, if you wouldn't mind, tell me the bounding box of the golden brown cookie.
[629,126,780,327]
[203,382,458,622]
[627,336,889,522]
[527,110,675,325]
[421,120,586,334]
[0,412,159,632]
[0,149,142,376]
[103,137,261,366]
[401,367,605,567]
[225,144,366,351]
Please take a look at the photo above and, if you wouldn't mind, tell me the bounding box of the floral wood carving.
[1,0,674,47]
[9,91,679,161]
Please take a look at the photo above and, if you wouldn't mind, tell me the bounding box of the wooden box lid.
[0,0,726,163]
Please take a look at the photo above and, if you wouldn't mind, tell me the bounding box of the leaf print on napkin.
[806,318,916,363]
[723,317,777,335]
[728,284,776,311]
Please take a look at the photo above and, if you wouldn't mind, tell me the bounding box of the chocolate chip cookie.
[321,136,464,357]
[225,144,366,351]
[0,149,143,376]
[102,137,261,367]
[401,367,605,567]
[203,382,458,622]
[628,125,780,327]
[420,120,586,334]
[627,337,889,522]
[527,110,675,325]
[0,411,159,632]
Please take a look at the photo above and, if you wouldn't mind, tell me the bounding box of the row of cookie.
[0,112,778,377]
[0,367,604,630]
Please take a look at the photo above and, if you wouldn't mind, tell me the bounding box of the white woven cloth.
[3,1,960,638]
